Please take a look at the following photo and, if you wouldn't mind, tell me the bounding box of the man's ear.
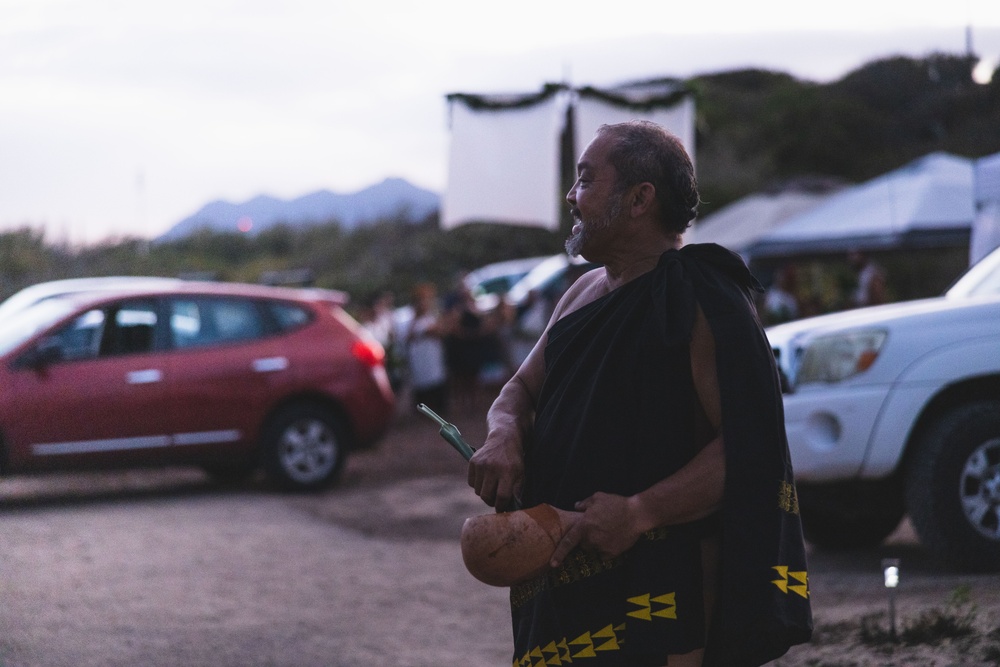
[629,182,657,217]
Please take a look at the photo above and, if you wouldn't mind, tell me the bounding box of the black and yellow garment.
[511,244,812,667]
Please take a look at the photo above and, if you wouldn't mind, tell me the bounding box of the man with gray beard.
[468,121,812,666]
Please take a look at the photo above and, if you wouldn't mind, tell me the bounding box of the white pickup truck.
[767,245,1000,572]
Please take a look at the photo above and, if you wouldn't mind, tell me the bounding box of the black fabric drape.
[512,243,811,666]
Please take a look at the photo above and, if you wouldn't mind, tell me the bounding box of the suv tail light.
[351,339,385,368]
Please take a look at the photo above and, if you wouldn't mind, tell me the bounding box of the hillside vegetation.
[693,54,999,215]
[2,53,997,310]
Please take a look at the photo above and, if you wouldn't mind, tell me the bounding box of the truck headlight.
[796,329,887,385]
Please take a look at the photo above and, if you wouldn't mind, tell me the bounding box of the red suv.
[0,280,395,491]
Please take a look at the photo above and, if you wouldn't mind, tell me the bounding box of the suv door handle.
[127,369,163,384]
[252,357,289,373]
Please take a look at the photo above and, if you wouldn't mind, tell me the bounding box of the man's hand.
[468,435,524,511]
[469,359,541,512]
[549,492,644,567]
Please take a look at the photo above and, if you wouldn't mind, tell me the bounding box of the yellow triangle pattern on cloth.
[557,639,571,663]
[514,648,556,667]
[569,631,596,658]
[626,593,651,620]
[788,570,809,598]
[520,595,667,663]
[651,592,677,619]
[627,591,677,620]
[771,565,789,593]
[593,624,620,651]
[540,640,563,665]
[771,565,809,598]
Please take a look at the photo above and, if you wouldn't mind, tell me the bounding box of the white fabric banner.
[573,95,696,167]
[441,98,564,230]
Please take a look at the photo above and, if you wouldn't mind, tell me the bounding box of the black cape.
[515,244,812,666]
[674,244,813,666]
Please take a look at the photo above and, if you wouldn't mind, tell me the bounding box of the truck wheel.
[906,401,1000,572]
[798,480,905,549]
[262,403,349,492]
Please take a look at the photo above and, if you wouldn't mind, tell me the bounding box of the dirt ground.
[0,393,998,667]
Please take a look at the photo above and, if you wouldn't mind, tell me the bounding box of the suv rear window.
[170,297,266,349]
[266,301,313,332]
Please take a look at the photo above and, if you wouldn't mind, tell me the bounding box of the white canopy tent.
[970,151,1000,265]
[683,189,836,257]
[746,153,975,260]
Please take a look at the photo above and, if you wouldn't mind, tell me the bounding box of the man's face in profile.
[565,133,625,259]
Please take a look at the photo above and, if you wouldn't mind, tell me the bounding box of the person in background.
[509,262,596,371]
[360,291,403,390]
[406,283,448,417]
[763,264,801,325]
[361,291,394,347]
[508,287,552,370]
[442,280,488,413]
[849,250,888,307]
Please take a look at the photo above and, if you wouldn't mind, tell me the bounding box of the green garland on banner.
[446,83,568,111]
[447,79,693,112]
[576,81,693,111]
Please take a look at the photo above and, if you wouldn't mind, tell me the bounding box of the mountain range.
[158,177,440,240]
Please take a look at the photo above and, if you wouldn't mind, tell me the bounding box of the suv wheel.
[262,404,348,492]
[906,400,1000,572]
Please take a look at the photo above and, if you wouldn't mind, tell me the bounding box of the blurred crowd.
[359,249,894,411]
[358,269,584,418]
[760,251,889,326]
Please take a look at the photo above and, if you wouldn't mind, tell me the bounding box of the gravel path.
[0,400,997,666]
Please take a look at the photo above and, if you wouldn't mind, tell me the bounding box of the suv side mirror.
[19,337,64,369]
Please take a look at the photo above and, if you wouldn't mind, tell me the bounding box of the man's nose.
[566,184,577,206]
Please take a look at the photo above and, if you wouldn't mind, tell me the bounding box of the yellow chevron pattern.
[540,640,562,665]
[626,591,677,620]
[517,591,674,663]
[569,631,596,658]
[592,623,621,651]
[556,639,571,663]
[771,565,809,598]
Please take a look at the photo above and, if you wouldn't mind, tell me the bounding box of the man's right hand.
[468,434,524,511]
[468,318,551,512]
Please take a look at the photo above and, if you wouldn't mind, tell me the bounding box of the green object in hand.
[416,403,477,460]
[417,403,522,511]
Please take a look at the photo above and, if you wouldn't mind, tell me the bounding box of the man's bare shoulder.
[551,267,609,321]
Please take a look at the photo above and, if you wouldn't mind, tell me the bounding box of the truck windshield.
[946,245,1000,298]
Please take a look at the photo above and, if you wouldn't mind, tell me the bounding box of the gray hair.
[596,121,700,233]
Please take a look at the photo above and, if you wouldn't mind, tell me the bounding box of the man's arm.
[466,353,541,509]
[467,283,557,510]
[468,270,608,510]
[549,303,726,565]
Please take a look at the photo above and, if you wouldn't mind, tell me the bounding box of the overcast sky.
[2,0,999,244]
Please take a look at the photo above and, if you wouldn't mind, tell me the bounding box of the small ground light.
[882,558,900,641]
